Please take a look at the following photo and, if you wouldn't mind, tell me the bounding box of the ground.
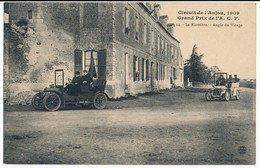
[3,87,256,165]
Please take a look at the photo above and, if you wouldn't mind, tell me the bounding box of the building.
[4,2,184,101]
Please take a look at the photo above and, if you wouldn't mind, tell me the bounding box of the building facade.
[5,2,184,101]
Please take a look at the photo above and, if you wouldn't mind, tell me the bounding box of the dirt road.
[4,87,256,164]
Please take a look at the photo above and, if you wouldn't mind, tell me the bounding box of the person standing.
[234,74,240,83]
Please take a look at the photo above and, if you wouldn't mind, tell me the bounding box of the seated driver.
[72,71,81,85]
[79,70,93,86]
[216,75,226,86]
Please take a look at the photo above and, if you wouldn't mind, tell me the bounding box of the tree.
[208,66,221,83]
[184,45,209,83]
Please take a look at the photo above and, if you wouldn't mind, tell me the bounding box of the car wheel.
[205,91,212,101]
[236,90,240,100]
[224,91,230,101]
[43,93,61,111]
[93,93,107,110]
[31,93,44,110]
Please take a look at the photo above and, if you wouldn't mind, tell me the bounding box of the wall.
[110,3,183,98]
[6,3,80,104]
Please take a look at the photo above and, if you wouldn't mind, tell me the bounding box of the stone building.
[4,2,184,102]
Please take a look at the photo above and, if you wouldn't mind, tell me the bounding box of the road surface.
[4,87,256,164]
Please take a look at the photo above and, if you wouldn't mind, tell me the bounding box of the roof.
[138,3,180,44]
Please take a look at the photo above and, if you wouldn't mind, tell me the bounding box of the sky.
[160,3,256,79]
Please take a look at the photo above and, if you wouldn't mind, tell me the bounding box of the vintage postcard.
[1,1,258,167]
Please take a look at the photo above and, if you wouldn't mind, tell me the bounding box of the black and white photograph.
[1,1,258,167]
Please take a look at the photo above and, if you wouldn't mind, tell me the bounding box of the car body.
[205,72,240,101]
[31,69,108,111]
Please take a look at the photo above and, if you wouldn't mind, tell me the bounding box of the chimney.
[153,4,161,20]
[167,23,174,36]
[159,15,168,28]
[145,3,152,11]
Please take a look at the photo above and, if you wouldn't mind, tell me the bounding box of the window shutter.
[98,49,106,80]
[74,49,82,75]
[133,56,136,81]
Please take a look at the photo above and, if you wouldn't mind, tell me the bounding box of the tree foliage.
[185,45,212,83]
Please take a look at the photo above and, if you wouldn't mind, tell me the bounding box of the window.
[84,51,98,79]
[165,42,167,57]
[142,58,145,81]
[143,23,147,44]
[28,10,32,19]
[175,48,178,59]
[83,3,98,28]
[171,46,174,59]
[146,60,149,81]
[157,34,160,53]
[160,64,162,80]
[74,49,106,80]
[161,39,164,54]
[133,56,140,81]
[163,65,165,80]
[151,29,154,51]
[135,16,139,40]
[176,49,179,65]
[173,67,176,80]
[125,8,130,35]
[156,63,159,80]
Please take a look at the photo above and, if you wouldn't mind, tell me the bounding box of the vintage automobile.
[205,72,240,101]
[31,69,108,111]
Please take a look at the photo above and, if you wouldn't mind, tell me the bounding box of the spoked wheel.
[43,93,61,111]
[224,91,230,101]
[205,91,212,101]
[31,93,44,110]
[93,93,107,110]
[236,90,240,100]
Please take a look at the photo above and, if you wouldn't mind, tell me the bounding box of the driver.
[72,71,81,85]
[216,75,226,86]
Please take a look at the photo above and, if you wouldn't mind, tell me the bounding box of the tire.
[236,90,240,100]
[205,91,212,101]
[93,92,107,110]
[224,91,230,101]
[31,93,44,110]
[43,93,61,111]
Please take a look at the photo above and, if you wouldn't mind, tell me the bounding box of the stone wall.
[5,3,79,104]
